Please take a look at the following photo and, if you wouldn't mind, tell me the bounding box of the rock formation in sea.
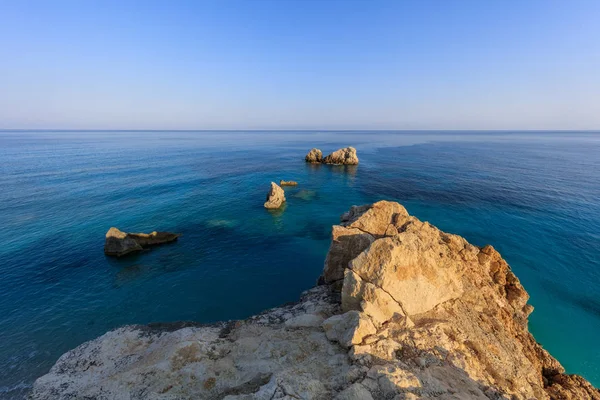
[104,227,180,257]
[305,148,323,163]
[279,180,298,186]
[323,147,359,165]
[264,182,286,209]
[33,202,599,399]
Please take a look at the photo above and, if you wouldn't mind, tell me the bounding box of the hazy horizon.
[3,129,600,133]
[1,0,599,130]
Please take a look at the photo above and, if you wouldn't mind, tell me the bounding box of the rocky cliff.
[30,201,599,399]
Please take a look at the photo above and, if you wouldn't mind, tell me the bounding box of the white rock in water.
[305,148,323,163]
[323,147,359,165]
[263,182,286,209]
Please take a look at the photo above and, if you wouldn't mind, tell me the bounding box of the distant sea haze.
[0,130,599,398]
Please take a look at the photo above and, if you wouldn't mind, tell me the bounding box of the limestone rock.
[104,227,180,257]
[263,182,286,209]
[30,287,350,400]
[322,311,376,348]
[347,234,465,315]
[341,269,408,327]
[32,201,600,400]
[342,200,409,237]
[322,226,375,284]
[334,382,374,400]
[104,227,142,256]
[323,147,359,165]
[279,180,298,186]
[331,201,599,399]
[284,313,324,328]
[305,148,323,163]
[322,200,409,284]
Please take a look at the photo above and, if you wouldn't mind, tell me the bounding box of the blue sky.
[0,0,599,130]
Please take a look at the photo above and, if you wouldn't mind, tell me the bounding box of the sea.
[0,130,599,398]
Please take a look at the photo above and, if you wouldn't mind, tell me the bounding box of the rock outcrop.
[104,227,180,257]
[30,287,349,400]
[323,147,359,165]
[305,147,359,165]
[279,180,298,186]
[323,201,599,399]
[264,182,286,209]
[34,202,599,399]
[305,148,323,163]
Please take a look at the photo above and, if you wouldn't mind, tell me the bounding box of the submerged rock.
[104,227,180,257]
[263,182,286,209]
[279,180,298,186]
[323,147,359,165]
[205,219,238,229]
[293,189,317,201]
[305,148,323,163]
[34,202,599,399]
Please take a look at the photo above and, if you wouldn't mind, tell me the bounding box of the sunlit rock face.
[31,201,599,400]
[305,148,323,163]
[323,147,359,165]
[305,147,359,165]
[263,182,286,209]
[324,201,598,399]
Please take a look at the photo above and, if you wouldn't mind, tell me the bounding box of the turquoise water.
[0,131,599,398]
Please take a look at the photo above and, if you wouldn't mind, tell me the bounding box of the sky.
[0,0,599,130]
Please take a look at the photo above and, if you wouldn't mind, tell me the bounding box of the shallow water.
[0,130,599,398]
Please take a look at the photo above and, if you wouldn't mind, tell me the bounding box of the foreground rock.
[323,201,599,399]
[263,182,286,209]
[30,287,348,400]
[34,202,599,399]
[323,147,359,165]
[279,180,298,186]
[305,148,323,163]
[104,227,180,257]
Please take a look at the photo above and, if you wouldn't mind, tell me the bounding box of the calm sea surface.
[0,131,599,398]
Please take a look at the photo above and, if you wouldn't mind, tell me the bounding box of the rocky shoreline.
[30,201,599,399]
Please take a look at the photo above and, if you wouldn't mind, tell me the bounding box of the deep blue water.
[0,130,599,398]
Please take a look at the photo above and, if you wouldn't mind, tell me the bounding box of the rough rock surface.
[279,180,298,186]
[305,148,323,163]
[30,287,347,400]
[264,182,286,209]
[323,147,359,165]
[33,201,599,399]
[104,227,180,257]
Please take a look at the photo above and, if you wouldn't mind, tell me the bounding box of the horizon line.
[2,128,600,133]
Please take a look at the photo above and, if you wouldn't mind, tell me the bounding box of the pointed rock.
[264,182,286,209]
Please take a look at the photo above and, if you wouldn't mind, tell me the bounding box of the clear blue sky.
[1,0,599,130]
